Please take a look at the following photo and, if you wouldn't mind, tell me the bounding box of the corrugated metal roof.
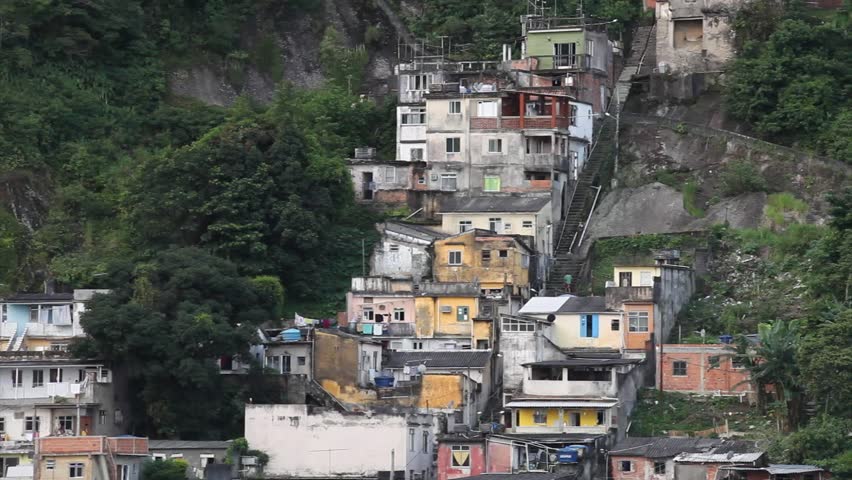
[148,440,231,450]
[3,293,73,303]
[505,400,618,408]
[610,437,720,458]
[720,465,826,474]
[675,452,764,463]
[440,196,551,213]
[519,297,573,314]
[385,351,492,369]
[556,296,610,313]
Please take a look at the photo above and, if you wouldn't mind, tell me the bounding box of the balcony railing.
[523,379,615,397]
[0,322,82,338]
[470,116,570,130]
[528,54,591,71]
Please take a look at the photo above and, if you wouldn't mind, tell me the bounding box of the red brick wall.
[374,190,408,204]
[437,443,485,480]
[471,118,499,129]
[486,441,513,473]
[610,456,661,480]
[108,437,148,455]
[38,436,104,454]
[661,346,752,395]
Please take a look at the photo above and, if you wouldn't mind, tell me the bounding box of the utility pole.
[391,448,395,480]
[362,239,366,276]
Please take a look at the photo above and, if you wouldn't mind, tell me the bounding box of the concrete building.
[313,329,383,405]
[148,440,231,479]
[371,222,448,282]
[346,277,418,338]
[545,296,624,351]
[245,404,435,480]
[384,351,493,427]
[263,336,312,377]
[433,230,534,296]
[655,0,743,73]
[660,343,752,396]
[35,436,148,480]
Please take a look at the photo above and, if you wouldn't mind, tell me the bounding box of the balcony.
[351,322,416,337]
[605,286,657,310]
[525,153,569,172]
[2,322,83,338]
[523,379,615,397]
[512,424,609,435]
[528,54,591,72]
[470,116,570,130]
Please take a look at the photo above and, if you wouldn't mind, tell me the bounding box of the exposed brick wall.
[471,118,499,129]
[108,437,148,454]
[661,346,752,395]
[39,436,104,454]
[375,189,408,204]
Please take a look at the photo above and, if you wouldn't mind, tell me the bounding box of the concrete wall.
[655,265,695,345]
[498,319,562,394]
[525,30,587,70]
[413,296,477,338]
[439,207,552,257]
[550,312,624,350]
[624,303,655,350]
[245,405,435,479]
[613,266,660,287]
[264,343,312,376]
[611,456,673,480]
[314,331,382,400]
[437,441,485,480]
[347,293,416,327]
[655,0,742,73]
[370,227,434,281]
[433,232,530,292]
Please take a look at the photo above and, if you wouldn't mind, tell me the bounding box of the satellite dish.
[546,313,556,323]
[417,363,428,375]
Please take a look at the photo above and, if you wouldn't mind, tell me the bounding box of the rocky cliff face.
[168,0,402,106]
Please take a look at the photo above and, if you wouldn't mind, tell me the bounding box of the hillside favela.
[0,1,849,480]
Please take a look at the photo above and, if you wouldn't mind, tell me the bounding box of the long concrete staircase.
[543,22,657,295]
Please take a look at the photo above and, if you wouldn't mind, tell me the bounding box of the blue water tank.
[375,376,395,388]
[556,446,587,464]
[281,329,301,342]
[719,334,733,344]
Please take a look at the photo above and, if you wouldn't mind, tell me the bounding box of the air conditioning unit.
[440,306,453,314]
[605,281,616,288]
[411,149,424,161]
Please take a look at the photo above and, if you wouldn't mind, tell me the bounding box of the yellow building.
[613,265,660,287]
[414,285,479,339]
[506,398,616,434]
[433,229,532,296]
[438,196,553,258]
[548,296,624,351]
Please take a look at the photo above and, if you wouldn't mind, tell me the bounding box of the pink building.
[345,276,416,337]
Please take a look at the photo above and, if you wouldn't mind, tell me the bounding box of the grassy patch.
[721,160,768,196]
[253,34,284,80]
[683,181,705,217]
[654,169,681,188]
[765,192,808,228]
[630,390,771,437]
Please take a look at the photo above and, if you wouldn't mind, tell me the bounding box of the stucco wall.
[414,296,477,338]
[655,0,741,73]
[245,405,434,479]
[439,208,552,257]
[551,312,624,349]
[437,442,485,480]
[433,232,530,289]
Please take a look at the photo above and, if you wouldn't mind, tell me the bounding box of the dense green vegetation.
[400,0,644,59]
[726,0,852,160]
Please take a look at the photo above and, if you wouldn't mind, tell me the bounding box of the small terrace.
[522,363,616,397]
[470,91,574,131]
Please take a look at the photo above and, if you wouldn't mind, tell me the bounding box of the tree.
[142,459,188,480]
[73,247,278,438]
[799,308,852,418]
[746,320,803,430]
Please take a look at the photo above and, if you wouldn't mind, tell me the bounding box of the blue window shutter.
[592,315,599,338]
[580,316,587,338]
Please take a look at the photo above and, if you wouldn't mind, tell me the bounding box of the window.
[393,308,405,321]
[481,250,491,262]
[0,305,5,322]
[29,306,38,323]
[282,355,292,373]
[502,317,535,332]
[25,416,40,433]
[401,107,426,124]
[422,431,429,453]
[477,101,498,117]
[407,74,430,91]
[488,217,502,232]
[522,254,530,268]
[568,412,581,426]
[446,137,460,153]
[448,251,462,266]
[456,306,470,322]
[412,341,423,350]
[50,343,68,352]
[709,356,720,368]
[570,104,578,126]
[11,370,21,388]
[268,355,281,371]
[362,308,374,321]
[363,297,373,304]
[597,410,605,425]
[451,445,471,467]
[522,220,533,229]
[533,410,547,424]
[654,461,666,474]
[484,176,501,192]
[440,173,458,191]
[458,221,472,233]
[32,370,44,388]
[99,410,107,425]
[57,416,74,432]
[384,167,396,183]
[673,361,687,376]
[476,339,489,349]
[504,223,512,231]
[498,250,508,258]
[611,318,620,331]
[297,356,306,366]
[619,461,633,472]
[628,311,649,332]
[45,460,55,470]
[389,244,400,252]
[449,101,461,114]
[554,42,577,67]
[731,356,746,369]
[586,39,595,58]
[69,463,84,479]
[409,428,415,451]
[49,368,63,383]
[0,418,5,433]
[411,148,424,161]
[580,314,598,338]
[487,138,503,153]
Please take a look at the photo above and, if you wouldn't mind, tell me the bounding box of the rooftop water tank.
[374,376,395,388]
[281,329,301,342]
[555,445,587,464]
[719,334,733,344]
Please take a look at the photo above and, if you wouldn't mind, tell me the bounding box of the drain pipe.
[577,185,602,248]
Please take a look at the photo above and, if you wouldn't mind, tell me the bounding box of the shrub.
[765,192,808,228]
[683,181,704,217]
[721,160,768,196]
[364,25,383,46]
